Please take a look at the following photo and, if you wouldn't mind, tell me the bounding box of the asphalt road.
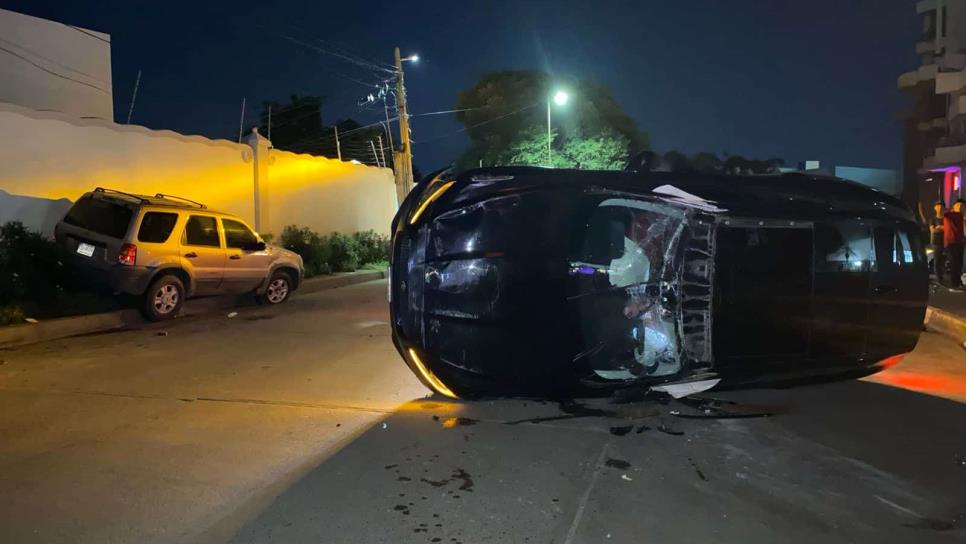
[0,280,964,543]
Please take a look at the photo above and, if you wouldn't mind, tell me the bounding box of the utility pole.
[334,126,342,160]
[126,69,141,124]
[370,140,381,167]
[383,89,395,154]
[394,47,414,194]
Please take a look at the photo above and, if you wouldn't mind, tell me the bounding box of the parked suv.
[54,188,304,320]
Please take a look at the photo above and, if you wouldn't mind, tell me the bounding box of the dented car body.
[389,167,928,398]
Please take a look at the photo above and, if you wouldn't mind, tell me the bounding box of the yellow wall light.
[409,181,455,225]
[407,348,458,399]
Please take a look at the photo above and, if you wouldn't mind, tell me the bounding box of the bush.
[0,221,73,308]
[279,225,390,277]
[352,230,390,265]
[0,305,24,326]
[0,221,119,321]
[280,225,331,277]
[326,232,360,272]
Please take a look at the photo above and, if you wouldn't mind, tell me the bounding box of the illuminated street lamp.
[547,89,569,166]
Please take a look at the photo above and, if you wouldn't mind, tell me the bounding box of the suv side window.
[184,216,220,247]
[222,218,258,249]
[138,212,179,243]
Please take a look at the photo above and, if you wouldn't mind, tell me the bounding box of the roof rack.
[93,187,150,204]
[153,193,207,209]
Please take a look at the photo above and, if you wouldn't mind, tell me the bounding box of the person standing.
[930,202,946,282]
[944,199,966,288]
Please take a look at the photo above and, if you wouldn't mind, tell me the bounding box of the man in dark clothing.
[931,202,945,281]
[944,199,965,288]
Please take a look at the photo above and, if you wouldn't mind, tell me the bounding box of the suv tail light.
[118,243,137,265]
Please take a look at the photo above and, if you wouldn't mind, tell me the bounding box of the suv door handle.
[229,254,241,260]
[185,252,198,258]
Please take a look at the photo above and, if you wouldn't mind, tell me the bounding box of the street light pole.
[547,98,552,167]
[546,90,569,168]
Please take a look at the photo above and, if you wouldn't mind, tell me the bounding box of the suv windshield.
[62,196,134,239]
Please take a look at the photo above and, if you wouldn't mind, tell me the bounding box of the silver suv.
[54,188,304,320]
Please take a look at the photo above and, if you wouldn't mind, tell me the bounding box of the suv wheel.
[260,271,292,305]
[143,275,185,321]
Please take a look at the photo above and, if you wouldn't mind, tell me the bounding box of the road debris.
[621,474,633,481]
[609,425,633,436]
[656,422,684,436]
[227,311,238,318]
[24,317,38,324]
[604,458,631,470]
[156,331,168,337]
[381,422,388,429]
[687,457,708,481]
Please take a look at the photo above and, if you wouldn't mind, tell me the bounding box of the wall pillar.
[244,128,272,233]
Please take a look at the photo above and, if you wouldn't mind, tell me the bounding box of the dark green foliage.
[352,230,391,265]
[455,70,649,169]
[0,221,119,322]
[280,225,390,278]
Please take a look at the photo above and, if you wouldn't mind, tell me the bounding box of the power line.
[0,37,102,80]
[279,34,394,75]
[0,45,108,94]
[412,102,540,145]
[64,24,110,44]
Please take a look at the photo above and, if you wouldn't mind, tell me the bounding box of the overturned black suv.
[389,167,928,398]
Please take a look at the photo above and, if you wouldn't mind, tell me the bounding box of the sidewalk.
[926,281,966,344]
[0,270,386,349]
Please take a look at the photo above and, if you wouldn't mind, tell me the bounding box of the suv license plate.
[76,243,95,257]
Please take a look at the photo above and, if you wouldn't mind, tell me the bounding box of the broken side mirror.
[243,241,267,251]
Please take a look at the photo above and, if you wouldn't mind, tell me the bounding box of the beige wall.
[0,103,396,238]
[0,8,113,120]
[263,146,398,237]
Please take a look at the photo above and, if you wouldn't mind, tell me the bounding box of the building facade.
[899,0,966,217]
[0,8,113,120]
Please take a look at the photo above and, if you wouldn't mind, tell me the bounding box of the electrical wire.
[412,102,540,145]
[0,37,102,81]
[0,45,108,93]
[279,34,394,75]
[64,24,110,44]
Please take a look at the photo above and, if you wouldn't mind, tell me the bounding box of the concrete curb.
[0,270,387,349]
[924,306,966,344]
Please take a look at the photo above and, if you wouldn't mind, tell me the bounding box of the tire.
[259,271,292,305]
[142,274,185,321]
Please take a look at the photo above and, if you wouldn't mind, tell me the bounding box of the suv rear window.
[137,212,178,243]
[62,196,133,239]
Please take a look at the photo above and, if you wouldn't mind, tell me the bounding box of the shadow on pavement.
[224,380,966,544]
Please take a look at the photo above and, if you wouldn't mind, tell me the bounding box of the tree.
[257,96,388,166]
[559,129,630,170]
[455,70,648,169]
[691,152,723,173]
[491,125,629,170]
[259,95,323,154]
[662,150,693,172]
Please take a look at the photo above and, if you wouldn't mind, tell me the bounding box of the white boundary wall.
[0,102,397,237]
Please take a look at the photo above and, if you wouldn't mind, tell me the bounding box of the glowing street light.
[547,89,570,166]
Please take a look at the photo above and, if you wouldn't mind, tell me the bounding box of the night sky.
[2,0,919,172]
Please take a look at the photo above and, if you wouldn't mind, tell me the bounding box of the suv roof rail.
[93,187,150,204]
[153,193,207,209]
